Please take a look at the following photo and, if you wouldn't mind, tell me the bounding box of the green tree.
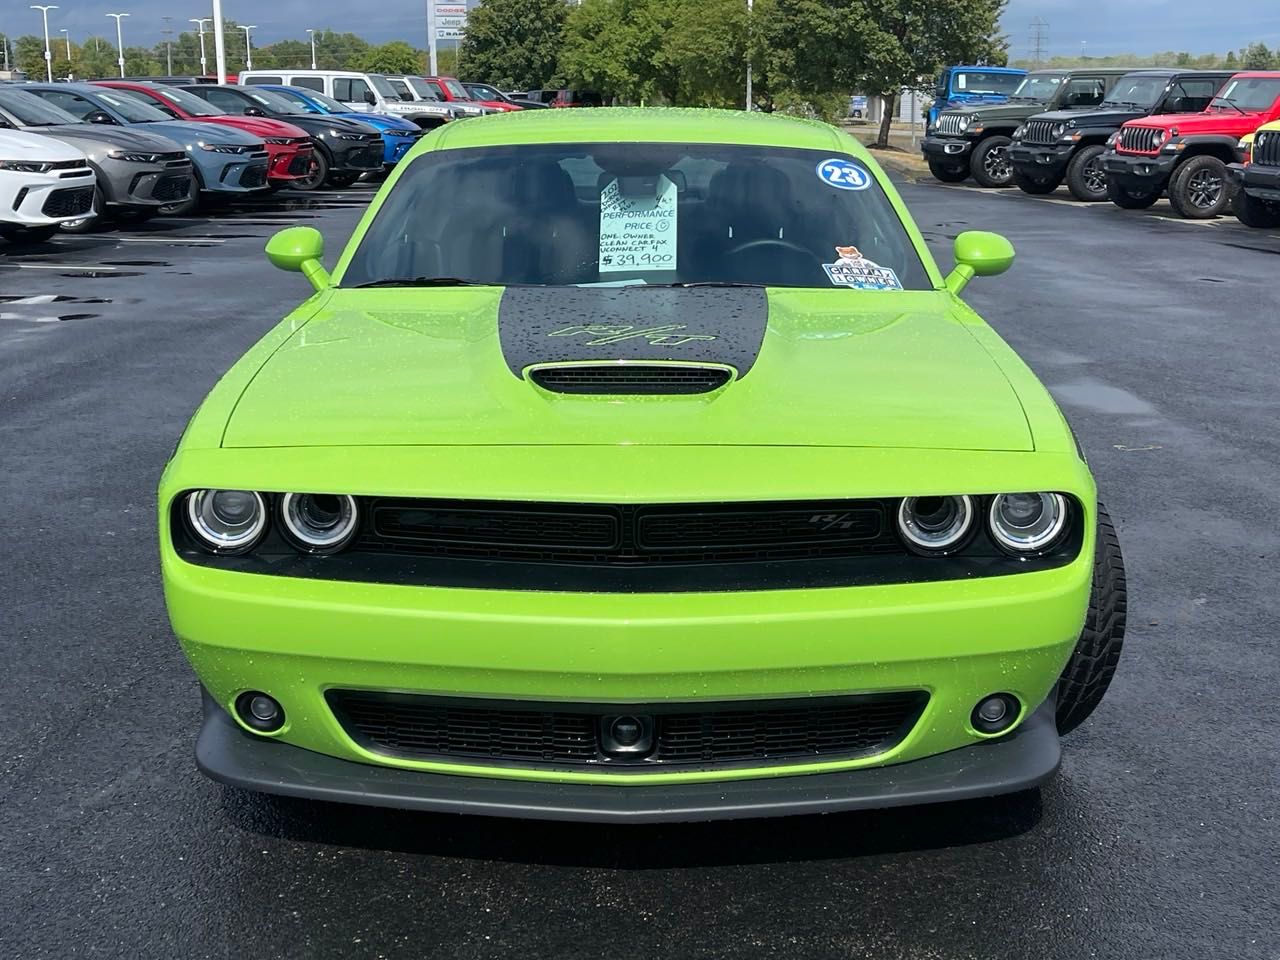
[263,39,314,69]
[460,0,567,89]
[353,40,422,74]
[313,30,372,70]
[15,35,46,78]
[1243,42,1275,69]
[1224,50,1239,69]
[658,0,753,107]
[560,0,681,103]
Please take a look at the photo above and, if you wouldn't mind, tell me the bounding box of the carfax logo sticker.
[816,158,872,191]
[822,245,903,291]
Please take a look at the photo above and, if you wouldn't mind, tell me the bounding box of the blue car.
[23,82,268,212]
[928,66,1027,128]
[255,86,421,168]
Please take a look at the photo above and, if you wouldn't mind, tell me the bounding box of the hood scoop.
[528,362,734,395]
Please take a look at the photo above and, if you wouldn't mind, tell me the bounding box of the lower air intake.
[528,363,733,395]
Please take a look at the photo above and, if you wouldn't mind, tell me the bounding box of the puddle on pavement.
[0,294,112,304]
[1051,378,1155,415]
[0,311,100,322]
[59,270,142,279]
[100,259,173,267]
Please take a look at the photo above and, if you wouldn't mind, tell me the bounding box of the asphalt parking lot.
[3,179,1278,960]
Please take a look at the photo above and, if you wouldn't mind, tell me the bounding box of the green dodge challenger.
[160,109,1127,821]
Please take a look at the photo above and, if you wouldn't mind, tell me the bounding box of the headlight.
[988,493,1068,554]
[280,493,359,553]
[1012,124,1026,140]
[957,115,972,132]
[334,132,370,140]
[1105,131,1120,148]
[107,150,162,163]
[201,143,252,154]
[0,159,53,173]
[186,489,267,553]
[897,495,974,554]
[1051,123,1066,139]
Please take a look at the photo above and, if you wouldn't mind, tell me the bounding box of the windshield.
[244,89,308,115]
[140,84,225,116]
[952,72,1023,96]
[1010,74,1063,101]
[0,87,80,126]
[441,77,471,100]
[341,143,931,290]
[401,77,440,101]
[93,90,172,123]
[367,75,399,99]
[467,83,502,101]
[1212,77,1280,112]
[305,90,350,113]
[1102,75,1169,109]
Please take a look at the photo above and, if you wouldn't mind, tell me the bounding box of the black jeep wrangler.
[921,68,1131,187]
[1009,70,1231,201]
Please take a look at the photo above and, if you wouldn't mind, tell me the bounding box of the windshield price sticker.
[816,158,873,191]
[599,176,678,273]
[823,245,903,290]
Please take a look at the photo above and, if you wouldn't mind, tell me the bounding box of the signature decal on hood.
[549,324,717,346]
[498,287,768,377]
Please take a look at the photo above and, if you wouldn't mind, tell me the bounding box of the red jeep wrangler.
[1102,71,1280,218]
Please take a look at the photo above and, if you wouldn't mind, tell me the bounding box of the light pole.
[211,0,227,84]
[161,15,173,74]
[306,28,317,70]
[426,0,438,76]
[238,24,255,72]
[106,12,129,78]
[744,0,753,110]
[190,18,210,75]
[31,5,58,83]
[59,27,70,59]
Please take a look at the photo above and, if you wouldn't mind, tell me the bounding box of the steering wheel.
[724,238,812,260]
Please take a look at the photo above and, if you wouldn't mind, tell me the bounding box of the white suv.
[238,70,463,129]
[0,128,96,243]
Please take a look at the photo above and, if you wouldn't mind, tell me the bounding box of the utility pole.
[161,15,173,74]
[212,0,227,84]
[427,0,438,76]
[31,5,58,83]
[190,18,210,75]
[59,27,69,59]
[2,34,10,71]
[1030,17,1048,67]
[238,24,255,72]
[106,12,129,78]
[306,28,317,70]
[1080,40,1087,59]
[745,0,753,110]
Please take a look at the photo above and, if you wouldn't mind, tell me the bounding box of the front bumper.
[921,134,974,160]
[0,167,96,226]
[383,134,416,165]
[1008,142,1074,178]
[1237,161,1280,202]
[197,689,1061,822]
[98,157,194,210]
[203,151,270,194]
[1102,150,1176,192]
[329,138,385,174]
[265,143,313,183]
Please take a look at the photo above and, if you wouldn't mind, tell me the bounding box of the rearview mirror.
[945,231,1015,294]
[266,226,330,292]
[84,110,117,125]
[244,106,266,117]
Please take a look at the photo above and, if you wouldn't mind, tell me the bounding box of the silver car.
[0,85,192,232]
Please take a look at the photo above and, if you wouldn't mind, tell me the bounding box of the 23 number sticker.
[816,158,872,191]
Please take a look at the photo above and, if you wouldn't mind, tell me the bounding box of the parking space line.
[0,263,120,271]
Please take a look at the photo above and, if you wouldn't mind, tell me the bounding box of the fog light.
[599,714,654,757]
[235,690,285,733]
[971,694,1020,735]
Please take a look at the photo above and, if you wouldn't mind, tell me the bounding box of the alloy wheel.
[1082,157,1107,194]
[984,146,1011,182]
[1187,169,1222,209]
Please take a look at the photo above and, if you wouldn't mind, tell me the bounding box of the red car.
[95,80,314,188]
[423,76,520,113]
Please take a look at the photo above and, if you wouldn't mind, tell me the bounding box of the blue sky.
[11,0,1280,58]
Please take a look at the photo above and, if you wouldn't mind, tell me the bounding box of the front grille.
[1022,119,1057,145]
[326,690,928,770]
[1119,125,1163,154]
[152,175,189,202]
[41,185,94,217]
[529,363,732,395]
[1255,130,1280,167]
[362,498,895,565]
[935,113,967,136]
[240,163,267,188]
[287,154,312,174]
[349,145,383,168]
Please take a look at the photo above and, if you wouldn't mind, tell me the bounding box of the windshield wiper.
[658,281,767,288]
[1104,100,1146,109]
[1212,97,1247,115]
[353,276,488,288]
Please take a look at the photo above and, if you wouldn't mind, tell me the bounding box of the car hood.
[1030,106,1142,126]
[30,123,184,154]
[0,128,86,162]
[1125,109,1267,134]
[277,114,376,135]
[333,111,418,132]
[197,115,310,139]
[127,119,261,148]
[223,287,1033,451]
[945,101,1053,123]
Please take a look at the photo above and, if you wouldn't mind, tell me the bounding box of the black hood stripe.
[498,287,769,378]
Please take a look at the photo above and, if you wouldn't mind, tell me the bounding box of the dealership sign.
[434,1,467,39]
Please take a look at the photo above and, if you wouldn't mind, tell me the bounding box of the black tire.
[1106,178,1159,210]
[326,171,362,188]
[157,173,200,216]
[927,157,969,183]
[291,149,329,192]
[58,187,105,234]
[1234,189,1280,228]
[1012,168,1061,194]
[0,223,59,243]
[969,136,1014,188]
[1065,145,1109,202]
[1167,155,1233,219]
[1056,504,1127,735]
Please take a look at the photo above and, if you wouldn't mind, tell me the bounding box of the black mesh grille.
[240,164,267,188]
[1119,125,1163,153]
[41,186,94,217]
[288,154,312,174]
[1256,130,1280,167]
[1022,120,1057,144]
[327,690,928,769]
[529,364,732,395]
[362,499,895,565]
[152,175,189,202]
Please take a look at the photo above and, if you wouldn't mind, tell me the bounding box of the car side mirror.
[364,91,377,105]
[85,110,117,125]
[266,226,330,292]
[244,106,266,117]
[946,231,1015,294]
